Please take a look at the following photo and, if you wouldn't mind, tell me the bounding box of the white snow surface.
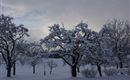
[0,59,130,80]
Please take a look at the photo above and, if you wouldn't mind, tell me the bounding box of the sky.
[0,0,129,40]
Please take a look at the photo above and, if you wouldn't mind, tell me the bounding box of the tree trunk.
[33,65,35,74]
[43,63,46,76]
[119,61,124,74]
[7,64,12,77]
[50,68,52,74]
[97,64,102,77]
[118,53,123,69]
[116,63,119,69]
[13,61,16,75]
[77,67,80,72]
[119,61,123,68]
[71,65,77,77]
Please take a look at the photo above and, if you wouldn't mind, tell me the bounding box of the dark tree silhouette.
[41,23,95,77]
[0,15,29,77]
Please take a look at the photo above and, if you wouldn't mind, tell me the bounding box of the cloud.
[1,3,26,17]
[1,0,129,40]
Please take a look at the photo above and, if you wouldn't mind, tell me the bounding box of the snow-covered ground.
[0,59,130,80]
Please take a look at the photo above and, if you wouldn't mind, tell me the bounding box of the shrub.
[82,69,97,78]
[104,68,118,76]
[127,67,130,75]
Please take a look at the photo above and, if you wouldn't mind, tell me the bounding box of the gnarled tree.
[0,15,29,77]
[41,23,95,77]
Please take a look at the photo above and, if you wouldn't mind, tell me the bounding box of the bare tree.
[41,23,95,77]
[0,15,29,77]
[100,19,130,69]
[47,60,58,74]
[25,42,43,74]
[83,32,112,77]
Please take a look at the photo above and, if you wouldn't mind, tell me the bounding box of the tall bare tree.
[0,15,29,77]
[41,23,95,77]
[100,19,130,69]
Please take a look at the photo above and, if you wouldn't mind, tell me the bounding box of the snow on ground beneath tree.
[0,59,130,80]
[62,75,130,80]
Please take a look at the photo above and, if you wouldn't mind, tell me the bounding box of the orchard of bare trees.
[0,14,130,78]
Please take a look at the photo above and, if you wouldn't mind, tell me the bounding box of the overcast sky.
[0,0,129,40]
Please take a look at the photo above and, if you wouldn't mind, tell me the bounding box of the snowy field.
[0,59,130,80]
